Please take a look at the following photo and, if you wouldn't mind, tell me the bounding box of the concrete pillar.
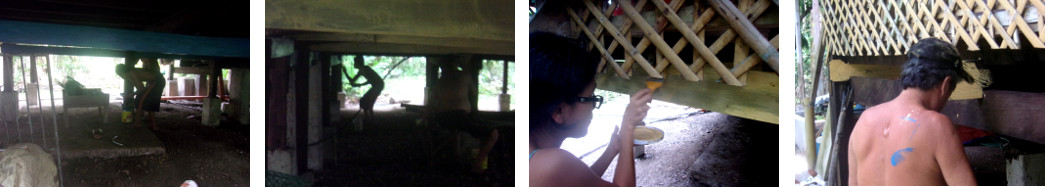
[201,62,221,126]
[499,94,511,111]
[1008,152,1045,185]
[228,68,249,124]
[1,55,16,122]
[306,52,327,171]
[27,56,38,106]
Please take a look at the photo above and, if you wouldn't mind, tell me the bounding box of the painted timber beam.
[596,68,778,124]
[0,20,248,58]
[829,60,984,100]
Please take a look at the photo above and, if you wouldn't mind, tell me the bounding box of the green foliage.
[479,60,516,108]
[339,55,427,98]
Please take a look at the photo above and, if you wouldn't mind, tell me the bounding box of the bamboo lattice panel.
[821,0,1045,57]
[567,0,778,86]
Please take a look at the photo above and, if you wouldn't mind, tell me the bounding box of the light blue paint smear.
[890,147,914,166]
[902,116,917,122]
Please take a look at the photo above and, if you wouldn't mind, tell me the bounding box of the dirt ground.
[309,105,514,186]
[2,101,250,186]
[589,112,778,186]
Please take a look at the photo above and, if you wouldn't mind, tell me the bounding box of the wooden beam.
[287,33,513,51]
[829,60,983,100]
[307,42,512,56]
[0,42,240,61]
[266,0,512,42]
[0,20,247,58]
[595,68,778,124]
[707,0,778,72]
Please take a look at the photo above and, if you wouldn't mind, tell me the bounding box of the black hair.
[900,38,973,91]
[115,64,128,74]
[530,32,599,131]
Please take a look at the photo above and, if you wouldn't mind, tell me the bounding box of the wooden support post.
[425,56,440,107]
[168,62,175,81]
[29,56,37,83]
[3,55,12,92]
[708,0,779,72]
[579,0,662,78]
[265,38,291,150]
[501,60,508,94]
[294,47,310,175]
[123,52,138,111]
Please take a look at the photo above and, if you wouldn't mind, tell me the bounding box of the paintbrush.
[645,72,665,92]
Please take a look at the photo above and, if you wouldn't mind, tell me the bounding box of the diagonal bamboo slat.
[563,0,778,87]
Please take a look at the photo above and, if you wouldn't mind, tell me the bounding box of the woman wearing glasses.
[529,32,653,187]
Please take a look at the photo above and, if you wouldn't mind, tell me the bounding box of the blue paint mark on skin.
[902,116,917,122]
[890,147,914,166]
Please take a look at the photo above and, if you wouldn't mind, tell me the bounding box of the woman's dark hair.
[530,32,599,131]
[900,38,973,91]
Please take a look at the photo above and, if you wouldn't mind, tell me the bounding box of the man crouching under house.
[116,64,166,131]
[847,38,976,185]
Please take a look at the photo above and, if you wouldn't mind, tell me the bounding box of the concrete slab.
[59,106,165,159]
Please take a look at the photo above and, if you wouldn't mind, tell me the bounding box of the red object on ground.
[957,125,993,143]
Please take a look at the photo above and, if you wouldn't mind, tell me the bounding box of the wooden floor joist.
[0,20,248,58]
[535,0,778,122]
[267,0,513,56]
[829,60,984,100]
[596,68,779,124]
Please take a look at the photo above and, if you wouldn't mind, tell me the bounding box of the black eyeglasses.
[573,95,604,109]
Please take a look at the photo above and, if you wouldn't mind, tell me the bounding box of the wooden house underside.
[532,0,780,124]
[266,0,514,56]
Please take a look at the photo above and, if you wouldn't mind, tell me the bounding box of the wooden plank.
[0,20,247,58]
[828,60,983,100]
[595,67,778,124]
[0,43,236,61]
[266,0,512,42]
[981,90,1045,145]
[288,33,513,51]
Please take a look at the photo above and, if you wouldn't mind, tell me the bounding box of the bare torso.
[848,99,974,185]
[434,70,471,112]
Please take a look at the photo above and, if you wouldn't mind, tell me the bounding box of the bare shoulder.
[529,149,601,186]
[917,111,957,135]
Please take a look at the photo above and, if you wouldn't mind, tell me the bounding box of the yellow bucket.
[121,111,133,123]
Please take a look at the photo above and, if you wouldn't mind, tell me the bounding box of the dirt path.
[579,112,778,186]
[61,103,250,186]
[310,107,513,186]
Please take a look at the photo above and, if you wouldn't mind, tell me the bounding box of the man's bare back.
[848,99,975,185]
[434,68,472,112]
